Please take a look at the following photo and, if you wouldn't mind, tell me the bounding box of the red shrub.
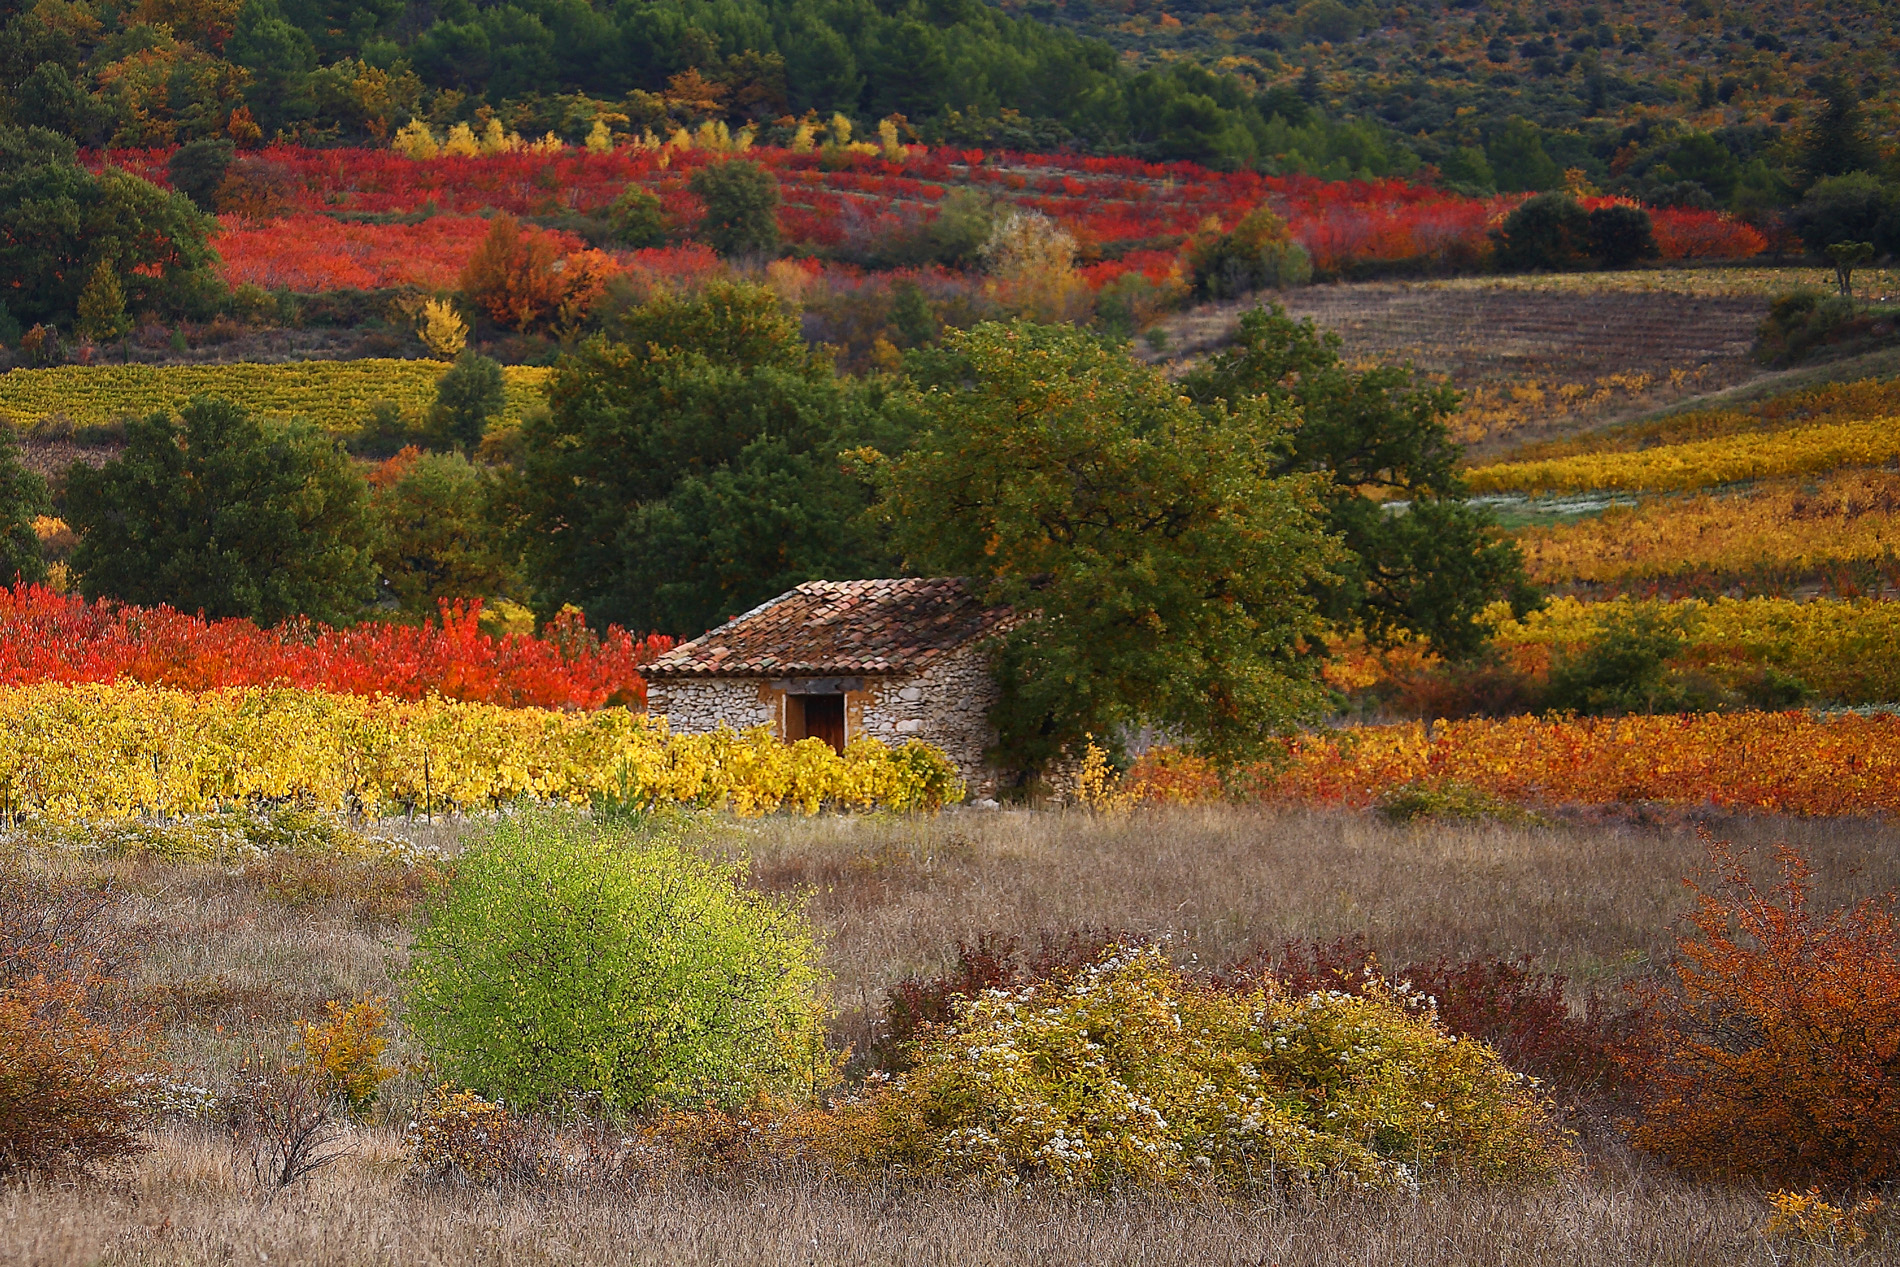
[1222,934,1628,1102]
[461,214,573,331]
[1628,830,1900,1183]
[876,927,1128,1070]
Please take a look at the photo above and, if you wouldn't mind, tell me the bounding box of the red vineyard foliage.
[95,144,1767,296]
[0,586,670,710]
[214,213,593,291]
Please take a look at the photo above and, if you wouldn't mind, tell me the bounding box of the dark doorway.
[790,693,846,753]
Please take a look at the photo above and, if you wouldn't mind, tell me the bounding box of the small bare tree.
[226,1065,348,1197]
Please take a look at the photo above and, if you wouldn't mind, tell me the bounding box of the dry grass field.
[4,805,1898,1266]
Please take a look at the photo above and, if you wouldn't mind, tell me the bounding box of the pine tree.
[75,260,129,343]
[1801,76,1877,185]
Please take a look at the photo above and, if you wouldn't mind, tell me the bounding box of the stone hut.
[643,578,1007,796]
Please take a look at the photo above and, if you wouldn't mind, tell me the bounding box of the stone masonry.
[642,579,1007,799]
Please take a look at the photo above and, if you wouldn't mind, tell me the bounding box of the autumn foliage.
[0,869,160,1177]
[1627,831,1900,1185]
[85,143,1772,298]
[0,585,668,710]
[459,214,618,332]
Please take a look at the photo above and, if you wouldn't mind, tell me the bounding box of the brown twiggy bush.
[0,974,160,1176]
[407,1084,541,1186]
[0,864,160,1177]
[1628,828,1900,1184]
[224,1064,348,1193]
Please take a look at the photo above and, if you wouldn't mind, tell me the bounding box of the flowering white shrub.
[833,945,1571,1190]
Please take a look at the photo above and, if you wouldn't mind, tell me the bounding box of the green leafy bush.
[1187,206,1312,298]
[834,945,1569,1190]
[1544,603,1722,715]
[1491,193,1590,272]
[403,812,831,1112]
[1377,780,1539,824]
[1754,290,1892,366]
[608,186,673,249]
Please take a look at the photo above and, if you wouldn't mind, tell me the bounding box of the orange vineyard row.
[1131,712,1900,817]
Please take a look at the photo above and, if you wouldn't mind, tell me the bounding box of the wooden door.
[799,694,845,753]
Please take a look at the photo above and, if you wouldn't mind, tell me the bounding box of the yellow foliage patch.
[0,360,549,434]
[0,683,963,819]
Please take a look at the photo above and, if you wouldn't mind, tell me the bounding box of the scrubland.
[4,804,1896,1266]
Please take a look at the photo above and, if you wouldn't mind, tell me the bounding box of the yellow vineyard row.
[1494,595,1900,705]
[1514,468,1900,585]
[0,360,551,434]
[1468,418,1900,494]
[0,683,962,819]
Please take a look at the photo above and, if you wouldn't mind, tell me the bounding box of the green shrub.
[1585,204,1658,269]
[1491,193,1589,272]
[834,945,1570,1190]
[1544,602,1723,715]
[1187,206,1312,298]
[608,186,672,249]
[1377,780,1540,824]
[428,351,505,453]
[1754,290,1887,366]
[687,160,781,257]
[403,812,831,1112]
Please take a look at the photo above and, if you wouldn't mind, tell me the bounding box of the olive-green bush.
[403,813,830,1111]
[833,945,1570,1189]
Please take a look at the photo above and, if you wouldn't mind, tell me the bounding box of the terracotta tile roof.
[645,578,1005,678]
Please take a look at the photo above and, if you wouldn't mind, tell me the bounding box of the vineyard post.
[424,750,432,823]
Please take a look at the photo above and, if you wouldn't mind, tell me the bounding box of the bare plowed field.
[1155,272,1788,457]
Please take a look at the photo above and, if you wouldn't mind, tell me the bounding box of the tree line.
[0,280,1534,779]
[0,0,1371,171]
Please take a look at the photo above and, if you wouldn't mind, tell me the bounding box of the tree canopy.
[65,397,378,624]
[0,126,221,329]
[510,282,902,637]
[0,425,49,586]
[1180,305,1536,659]
[879,320,1340,775]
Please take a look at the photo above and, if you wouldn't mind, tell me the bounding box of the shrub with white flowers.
[835,945,1571,1190]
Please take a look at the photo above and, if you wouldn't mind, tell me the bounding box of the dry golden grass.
[0,1124,1842,1267]
[7,806,1900,1264]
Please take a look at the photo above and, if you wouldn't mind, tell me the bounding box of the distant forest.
[1,0,1895,205]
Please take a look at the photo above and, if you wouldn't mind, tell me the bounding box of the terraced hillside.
[1157,268,1900,457]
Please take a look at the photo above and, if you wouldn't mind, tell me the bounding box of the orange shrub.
[293,996,397,1111]
[460,214,618,332]
[1628,832,1900,1184]
[0,868,160,1176]
[0,975,160,1176]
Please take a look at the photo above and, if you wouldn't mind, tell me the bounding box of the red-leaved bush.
[1221,935,1629,1103]
[876,928,1128,1071]
[1628,830,1900,1184]
[460,214,617,333]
